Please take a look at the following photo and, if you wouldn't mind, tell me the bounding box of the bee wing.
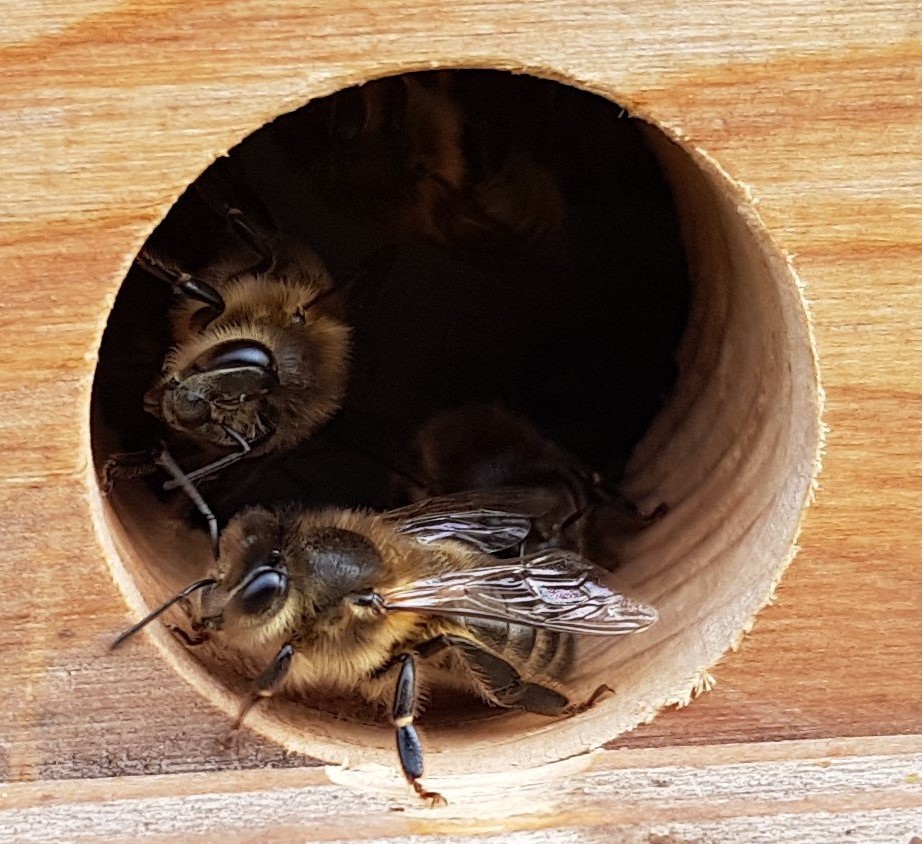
[385,489,558,553]
[380,549,658,636]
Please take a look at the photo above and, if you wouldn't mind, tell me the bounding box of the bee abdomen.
[459,618,575,683]
[521,627,574,680]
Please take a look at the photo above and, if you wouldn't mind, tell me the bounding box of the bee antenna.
[110,578,218,651]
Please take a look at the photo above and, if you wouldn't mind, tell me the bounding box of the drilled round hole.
[90,71,821,782]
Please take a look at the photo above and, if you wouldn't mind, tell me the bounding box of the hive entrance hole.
[91,69,819,766]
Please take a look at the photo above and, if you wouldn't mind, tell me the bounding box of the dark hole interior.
[93,70,690,539]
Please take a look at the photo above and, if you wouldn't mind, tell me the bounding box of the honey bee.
[401,404,666,565]
[111,494,657,804]
[104,202,353,500]
[146,237,351,487]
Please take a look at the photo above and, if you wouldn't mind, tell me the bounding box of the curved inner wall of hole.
[90,71,820,772]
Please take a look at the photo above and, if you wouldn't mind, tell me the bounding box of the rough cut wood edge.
[626,129,826,697]
[683,144,827,660]
[1,735,920,842]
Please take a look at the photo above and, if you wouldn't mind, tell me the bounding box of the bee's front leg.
[161,426,252,492]
[167,624,210,647]
[393,653,446,807]
[232,643,295,731]
[100,448,161,493]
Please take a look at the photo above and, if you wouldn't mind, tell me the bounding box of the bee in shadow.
[399,404,667,568]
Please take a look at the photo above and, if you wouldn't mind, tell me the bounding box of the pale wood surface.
[2,737,922,841]
[0,0,920,839]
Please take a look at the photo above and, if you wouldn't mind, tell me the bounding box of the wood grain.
[2,737,921,841]
[0,0,920,838]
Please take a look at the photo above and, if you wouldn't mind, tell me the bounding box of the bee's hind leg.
[393,653,447,807]
[443,633,607,717]
[562,683,614,716]
[515,681,613,717]
[441,631,570,716]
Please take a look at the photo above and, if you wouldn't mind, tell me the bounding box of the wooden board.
[0,0,920,838]
[2,737,922,841]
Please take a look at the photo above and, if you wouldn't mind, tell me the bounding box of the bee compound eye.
[238,568,289,617]
[194,340,274,373]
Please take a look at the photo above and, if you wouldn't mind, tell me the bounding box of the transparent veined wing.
[381,549,657,635]
[385,489,558,554]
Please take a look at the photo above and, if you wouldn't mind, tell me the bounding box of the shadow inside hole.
[92,70,691,724]
[94,70,690,525]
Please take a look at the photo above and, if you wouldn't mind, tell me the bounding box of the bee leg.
[564,683,614,715]
[154,448,220,559]
[100,448,161,493]
[364,632,454,690]
[162,426,251,491]
[192,165,277,274]
[167,624,209,647]
[169,592,212,648]
[438,636,527,705]
[556,502,593,537]
[135,248,226,313]
[232,643,295,731]
[393,653,446,807]
[595,477,670,527]
[438,635,575,717]
[515,682,613,718]
[224,207,275,273]
[514,683,571,716]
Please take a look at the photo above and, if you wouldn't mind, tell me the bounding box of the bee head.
[145,338,279,448]
[198,508,290,634]
[146,273,351,453]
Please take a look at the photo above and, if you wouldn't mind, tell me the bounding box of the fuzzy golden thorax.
[145,268,351,453]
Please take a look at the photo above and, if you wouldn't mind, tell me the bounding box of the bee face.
[146,338,279,445]
[200,507,290,633]
[147,275,352,452]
